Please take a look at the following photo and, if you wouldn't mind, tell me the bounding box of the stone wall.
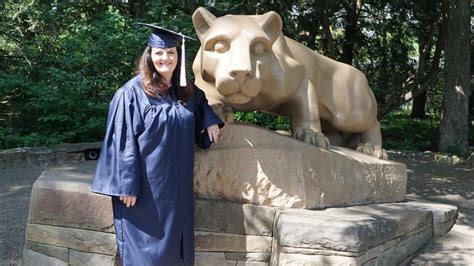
[0,142,101,167]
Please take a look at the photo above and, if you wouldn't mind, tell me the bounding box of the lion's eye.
[252,42,266,55]
[214,41,228,53]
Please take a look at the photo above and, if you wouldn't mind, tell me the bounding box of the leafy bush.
[380,110,440,151]
[234,111,291,132]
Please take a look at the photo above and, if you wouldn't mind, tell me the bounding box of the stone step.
[271,204,433,265]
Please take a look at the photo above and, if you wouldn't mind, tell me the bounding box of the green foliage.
[0,2,144,149]
[380,110,439,151]
[234,111,291,132]
[0,1,469,151]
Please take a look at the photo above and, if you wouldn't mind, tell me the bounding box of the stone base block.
[27,161,114,232]
[403,196,458,236]
[195,124,407,209]
[23,248,68,266]
[26,224,116,255]
[271,203,436,265]
[22,140,456,265]
[69,250,116,265]
[195,252,270,266]
[24,241,68,263]
[195,199,276,236]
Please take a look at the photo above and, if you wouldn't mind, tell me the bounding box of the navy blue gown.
[91,76,223,265]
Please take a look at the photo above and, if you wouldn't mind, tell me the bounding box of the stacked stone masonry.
[19,126,458,265]
[23,160,458,265]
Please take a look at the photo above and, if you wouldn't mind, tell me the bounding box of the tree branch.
[0,29,32,68]
[378,0,448,118]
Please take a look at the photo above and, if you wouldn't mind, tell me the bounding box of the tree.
[438,0,471,156]
[0,0,470,150]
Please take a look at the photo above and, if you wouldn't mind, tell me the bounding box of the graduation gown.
[91,75,224,266]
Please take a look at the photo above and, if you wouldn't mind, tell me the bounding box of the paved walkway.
[0,165,47,265]
[388,151,474,265]
[0,150,472,265]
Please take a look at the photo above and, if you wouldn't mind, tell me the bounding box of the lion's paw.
[293,128,329,149]
[224,113,235,123]
[356,143,388,160]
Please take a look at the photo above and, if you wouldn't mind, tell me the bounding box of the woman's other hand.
[119,196,137,207]
[207,124,220,143]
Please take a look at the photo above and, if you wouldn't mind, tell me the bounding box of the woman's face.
[151,47,178,78]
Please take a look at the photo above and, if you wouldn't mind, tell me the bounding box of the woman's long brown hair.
[135,46,193,103]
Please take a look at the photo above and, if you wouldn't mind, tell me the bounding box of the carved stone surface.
[26,224,116,255]
[225,252,271,262]
[195,124,406,208]
[22,249,68,266]
[195,199,275,236]
[22,150,458,265]
[271,204,434,265]
[28,161,114,232]
[401,197,458,236]
[24,241,68,263]
[69,250,116,266]
[195,231,273,253]
[272,205,432,253]
[192,8,387,159]
[195,252,236,266]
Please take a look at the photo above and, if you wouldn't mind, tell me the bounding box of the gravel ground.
[0,151,472,265]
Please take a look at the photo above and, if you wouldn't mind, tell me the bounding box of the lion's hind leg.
[355,121,388,160]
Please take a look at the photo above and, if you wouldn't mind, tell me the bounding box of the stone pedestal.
[23,161,457,265]
[23,162,117,265]
[194,124,407,209]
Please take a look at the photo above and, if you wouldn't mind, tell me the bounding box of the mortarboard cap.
[138,23,197,87]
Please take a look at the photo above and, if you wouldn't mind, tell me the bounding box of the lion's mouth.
[217,79,261,104]
[226,93,252,104]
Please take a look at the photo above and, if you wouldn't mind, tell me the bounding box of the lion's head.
[192,8,304,109]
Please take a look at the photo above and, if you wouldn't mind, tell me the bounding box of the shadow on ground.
[390,152,474,265]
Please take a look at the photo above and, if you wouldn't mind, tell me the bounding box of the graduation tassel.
[180,37,187,87]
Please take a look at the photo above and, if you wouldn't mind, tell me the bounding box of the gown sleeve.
[194,87,225,149]
[91,87,142,197]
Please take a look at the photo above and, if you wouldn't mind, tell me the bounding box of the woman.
[91,24,224,265]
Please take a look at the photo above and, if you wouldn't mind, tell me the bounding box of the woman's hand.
[119,196,137,207]
[207,124,220,143]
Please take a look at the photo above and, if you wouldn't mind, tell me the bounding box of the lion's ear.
[192,7,216,42]
[257,11,282,43]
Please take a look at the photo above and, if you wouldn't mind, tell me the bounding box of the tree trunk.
[128,0,144,18]
[411,90,427,118]
[340,0,361,65]
[411,31,433,119]
[320,0,336,59]
[439,0,470,156]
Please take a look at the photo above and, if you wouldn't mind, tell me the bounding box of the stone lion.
[192,7,388,159]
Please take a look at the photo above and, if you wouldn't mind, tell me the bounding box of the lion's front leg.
[289,81,329,149]
[222,105,235,123]
[293,128,329,149]
[208,101,235,123]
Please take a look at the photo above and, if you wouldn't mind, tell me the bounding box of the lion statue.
[192,7,387,159]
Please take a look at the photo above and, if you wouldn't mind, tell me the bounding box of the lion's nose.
[229,70,251,80]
